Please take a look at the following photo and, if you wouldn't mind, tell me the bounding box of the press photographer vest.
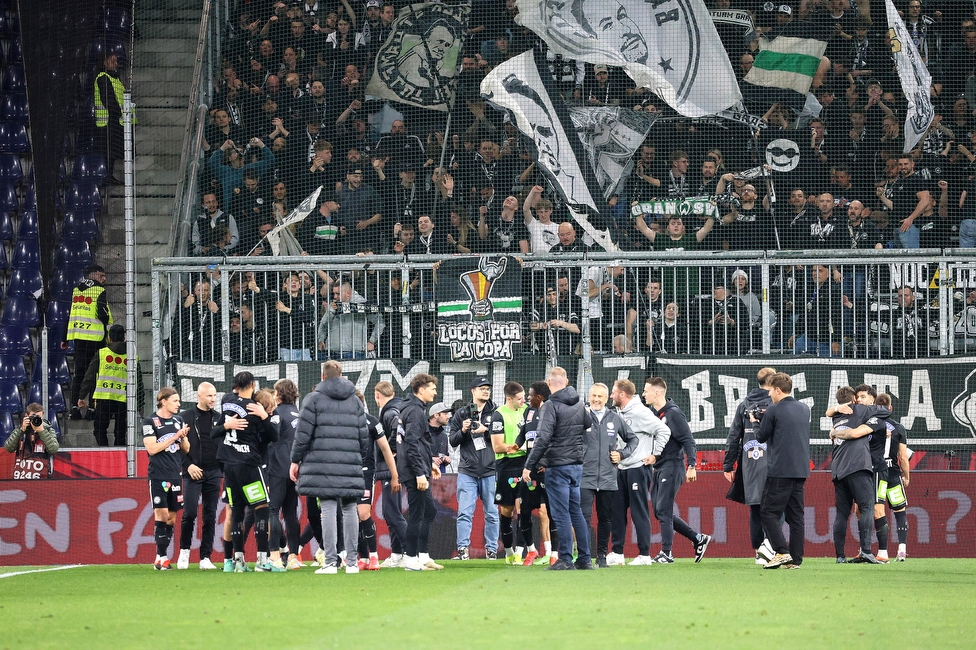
[12,428,52,480]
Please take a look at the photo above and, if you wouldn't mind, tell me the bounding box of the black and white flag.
[568,106,656,201]
[515,0,740,117]
[365,3,469,111]
[481,50,604,213]
[886,0,934,152]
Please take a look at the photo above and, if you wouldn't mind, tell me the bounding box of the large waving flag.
[886,0,934,152]
[514,0,740,117]
[741,21,828,112]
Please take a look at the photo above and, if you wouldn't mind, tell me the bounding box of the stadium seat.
[0,12,9,40]
[47,410,61,439]
[0,354,27,383]
[33,353,71,386]
[2,295,41,327]
[71,154,108,184]
[0,210,12,240]
[50,266,86,299]
[6,267,43,297]
[22,181,35,211]
[0,380,21,413]
[8,11,19,35]
[1,64,24,94]
[0,153,23,183]
[0,411,15,445]
[17,210,37,240]
[10,237,40,268]
[65,181,102,212]
[0,243,7,273]
[63,210,100,240]
[89,37,128,68]
[0,122,30,152]
[58,240,93,269]
[0,325,32,356]
[73,123,100,153]
[7,36,22,65]
[0,182,18,211]
[45,300,71,328]
[98,6,132,37]
[29,381,66,413]
[1,93,29,124]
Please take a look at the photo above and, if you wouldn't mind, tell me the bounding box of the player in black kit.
[212,371,279,572]
[876,393,911,561]
[516,382,551,566]
[143,387,190,570]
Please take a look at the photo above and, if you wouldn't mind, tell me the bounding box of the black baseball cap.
[470,376,491,389]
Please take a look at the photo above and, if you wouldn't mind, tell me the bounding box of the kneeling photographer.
[4,402,60,480]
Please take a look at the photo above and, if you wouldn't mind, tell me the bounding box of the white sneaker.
[345,563,360,574]
[177,549,190,570]
[403,556,424,571]
[605,552,625,566]
[199,557,218,570]
[312,548,326,567]
[314,564,338,575]
[380,553,403,568]
[757,539,775,562]
[629,555,654,566]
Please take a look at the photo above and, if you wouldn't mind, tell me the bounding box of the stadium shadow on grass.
[2,560,974,648]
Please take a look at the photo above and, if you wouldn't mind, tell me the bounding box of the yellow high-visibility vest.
[94,72,137,126]
[92,347,131,403]
[66,285,113,341]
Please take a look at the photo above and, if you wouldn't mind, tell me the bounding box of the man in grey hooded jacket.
[291,360,370,574]
[317,281,385,359]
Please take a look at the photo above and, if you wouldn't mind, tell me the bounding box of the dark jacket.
[756,396,811,479]
[723,387,772,505]
[525,386,587,469]
[291,376,369,499]
[447,400,497,478]
[653,398,698,467]
[269,403,299,479]
[80,338,146,411]
[179,405,222,473]
[397,395,433,481]
[582,409,637,491]
[376,396,405,481]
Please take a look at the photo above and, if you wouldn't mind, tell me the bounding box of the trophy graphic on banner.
[459,256,508,321]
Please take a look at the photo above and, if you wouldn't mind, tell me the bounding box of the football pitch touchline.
[0,564,85,579]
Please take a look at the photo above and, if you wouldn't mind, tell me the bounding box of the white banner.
[568,106,656,201]
[515,0,740,117]
[886,0,934,152]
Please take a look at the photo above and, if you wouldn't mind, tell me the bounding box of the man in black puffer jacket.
[290,360,369,575]
[522,366,592,571]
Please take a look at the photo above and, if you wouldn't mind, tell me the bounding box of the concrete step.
[137,38,199,54]
[138,107,190,127]
[135,79,195,99]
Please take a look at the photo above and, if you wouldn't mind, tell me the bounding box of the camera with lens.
[745,406,766,422]
[29,414,43,428]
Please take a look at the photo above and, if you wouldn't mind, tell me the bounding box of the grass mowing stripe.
[0,564,84,578]
[1,560,974,648]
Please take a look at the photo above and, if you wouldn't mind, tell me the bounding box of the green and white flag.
[742,21,828,110]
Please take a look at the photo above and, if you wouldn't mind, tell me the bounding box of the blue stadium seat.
[7,36,22,65]
[8,11,19,35]
[45,299,71,328]
[0,153,23,183]
[98,6,132,37]
[58,240,93,270]
[0,122,30,152]
[1,93,29,124]
[22,181,35,211]
[65,181,101,212]
[33,353,71,386]
[71,154,108,184]
[0,12,9,40]
[73,123,100,153]
[29,381,66,413]
[50,266,86,299]
[0,380,21,413]
[0,210,12,240]
[2,295,41,327]
[10,238,40,268]
[0,411,15,445]
[0,326,32,356]
[0,182,19,211]
[47,410,61,440]
[89,37,128,68]
[6,267,43,297]
[16,210,37,240]
[63,210,100,240]
[1,64,25,94]
[0,354,27,384]
[0,243,7,273]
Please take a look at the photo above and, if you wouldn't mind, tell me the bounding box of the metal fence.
[151,250,976,387]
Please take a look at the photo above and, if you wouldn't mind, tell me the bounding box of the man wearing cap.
[64,264,113,420]
[296,192,349,256]
[447,376,500,560]
[79,324,144,447]
[584,64,623,107]
[336,163,383,252]
[429,402,453,477]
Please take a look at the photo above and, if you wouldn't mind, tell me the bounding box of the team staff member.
[79,324,144,446]
[144,387,190,571]
[64,264,113,420]
[876,393,911,561]
[723,367,776,564]
[854,385,895,562]
[644,377,712,564]
[516,382,552,566]
[356,389,388,571]
[490,382,528,564]
[583,383,637,568]
[754,372,811,570]
[213,371,278,572]
[398,373,441,572]
[176,382,222,570]
[448,376,499,561]
[374,381,405,568]
[522,366,592,571]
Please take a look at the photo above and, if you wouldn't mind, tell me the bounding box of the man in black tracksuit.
[398,373,439,571]
[723,367,775,560]
[644,377,711,563]
[374,382,406,566]
[177,382,223,570]
[755,372,811,569]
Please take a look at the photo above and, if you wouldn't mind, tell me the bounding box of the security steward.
[95,52,135,182]
[79,324,144,446]
[63,264,113,419]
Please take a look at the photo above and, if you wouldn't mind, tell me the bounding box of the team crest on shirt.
[607,422,614,430]
[744,439,766,460]
[153,417,161,427]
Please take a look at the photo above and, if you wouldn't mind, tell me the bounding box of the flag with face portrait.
[885,0,934,152]
[568,106,656,201]
[365,2,469,111]
[481,50,604,213]
[515,0,740,117]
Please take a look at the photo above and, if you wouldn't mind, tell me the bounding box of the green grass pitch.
[2,559,974,648]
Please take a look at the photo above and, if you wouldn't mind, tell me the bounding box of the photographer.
[4,403,59,480]
[447,376,499,560]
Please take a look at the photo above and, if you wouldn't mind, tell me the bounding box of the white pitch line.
[0,564,85,579]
